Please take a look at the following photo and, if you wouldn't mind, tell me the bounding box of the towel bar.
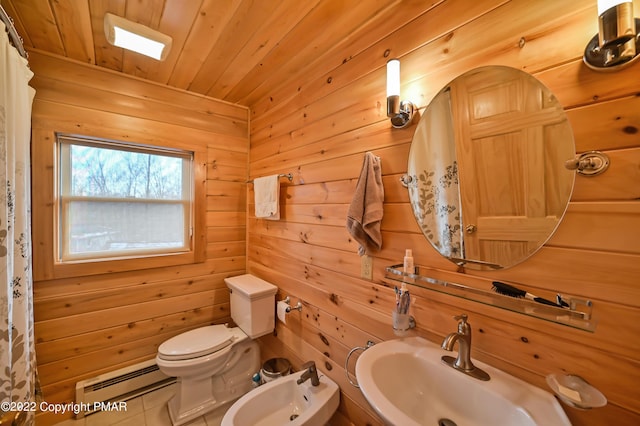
[247,173,292,183]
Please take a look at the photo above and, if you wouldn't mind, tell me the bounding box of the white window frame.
[53,133,205,273]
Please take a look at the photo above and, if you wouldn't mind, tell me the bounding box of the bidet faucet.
[296,361,320,386]
[441,314,490,381]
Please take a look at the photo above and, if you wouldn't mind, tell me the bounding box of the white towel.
[346,152,384,255]
[254,175,280,220]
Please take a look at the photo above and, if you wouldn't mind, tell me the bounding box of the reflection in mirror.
[407,66,576,270]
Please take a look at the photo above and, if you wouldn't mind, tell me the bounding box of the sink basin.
[221,368,340,426]
[355,337,570,426]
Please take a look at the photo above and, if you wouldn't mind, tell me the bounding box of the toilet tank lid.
[224,274,277,299]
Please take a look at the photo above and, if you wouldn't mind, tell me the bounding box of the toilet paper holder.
[282,296,303,312]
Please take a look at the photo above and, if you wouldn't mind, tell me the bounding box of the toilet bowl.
[156,274,277,426]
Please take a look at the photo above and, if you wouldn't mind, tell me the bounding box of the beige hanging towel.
[254,174,280,220]
[347,152,384,255]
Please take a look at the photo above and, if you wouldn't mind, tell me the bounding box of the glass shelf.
[385,264,596,332]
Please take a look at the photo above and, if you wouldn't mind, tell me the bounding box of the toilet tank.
[224,274,278,338]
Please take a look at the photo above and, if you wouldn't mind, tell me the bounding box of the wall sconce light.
[584,0,639,70]
[386,59,415,128]
[104,13,172,61]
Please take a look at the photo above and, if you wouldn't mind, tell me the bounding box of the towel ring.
[345,340,375,388]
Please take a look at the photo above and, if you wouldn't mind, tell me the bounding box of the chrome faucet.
[296,361,320,386]
[441,314,490,381]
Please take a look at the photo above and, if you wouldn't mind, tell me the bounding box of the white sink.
[355,337,571,426]
[221,368,340,426]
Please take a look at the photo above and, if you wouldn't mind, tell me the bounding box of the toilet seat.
[158,325,236,361]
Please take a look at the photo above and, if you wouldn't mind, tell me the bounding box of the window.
[57,134,194,262]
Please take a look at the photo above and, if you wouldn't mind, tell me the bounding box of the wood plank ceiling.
[2,0,403,107]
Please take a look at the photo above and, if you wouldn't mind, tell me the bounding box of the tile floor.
[54,383,232,426]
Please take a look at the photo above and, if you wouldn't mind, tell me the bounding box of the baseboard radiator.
[75,358,175,418]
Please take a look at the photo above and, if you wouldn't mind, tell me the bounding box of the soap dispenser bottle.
[403,249,414,274]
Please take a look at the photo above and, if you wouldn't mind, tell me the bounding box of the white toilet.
[156,274,278,426]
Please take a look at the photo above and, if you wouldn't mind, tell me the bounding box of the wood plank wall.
[247,1,640,425]
[29,51,249,425]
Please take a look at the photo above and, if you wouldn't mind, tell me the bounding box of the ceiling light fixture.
[104,13,172,61]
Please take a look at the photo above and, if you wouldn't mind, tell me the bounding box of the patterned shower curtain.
[407,88,463,258]
[0,21,38,425]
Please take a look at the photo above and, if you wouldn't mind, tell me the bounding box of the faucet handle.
[301,360,316,371]
[454,314,468,323]
[454,314,470,334]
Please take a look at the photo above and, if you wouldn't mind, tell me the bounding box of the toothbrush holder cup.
[392,311,415,336]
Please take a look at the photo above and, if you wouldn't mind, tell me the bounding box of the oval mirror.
[407,66,575,270]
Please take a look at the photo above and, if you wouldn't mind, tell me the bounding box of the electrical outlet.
[361,255,373,280]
